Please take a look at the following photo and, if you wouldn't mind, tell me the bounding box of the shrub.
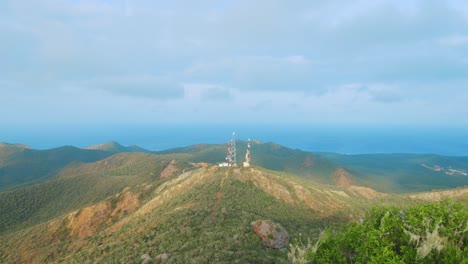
[290,199,468,263]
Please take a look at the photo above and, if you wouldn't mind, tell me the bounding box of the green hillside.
[0,152,190,235]
[0,147,467,263]
[86,141,150,153]
[0,142,31,159]
[0,145,113,191]
[157,141,342,185]
[0,166,404,263]
[0,142,153,191]
[2,140,467,195]
[323,153,468,193]
[159,142,468,193]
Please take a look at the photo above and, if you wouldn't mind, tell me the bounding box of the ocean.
[2,124,468,156]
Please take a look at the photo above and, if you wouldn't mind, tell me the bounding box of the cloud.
[439,35,468,46]
[1,0,468,125]
[366,85,402,103]
[185,55,314,91]
[84,75,184,99]
[326,83,402,104]
[249,99,273,112]
[200,86,232,101]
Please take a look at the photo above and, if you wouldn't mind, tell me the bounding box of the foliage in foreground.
[289,199,468,263]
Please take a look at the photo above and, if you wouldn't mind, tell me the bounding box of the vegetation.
[159,142,468,193]
[0,167,329,263]
[323,153,468,193]
[289,199,468,263]
[0,145,113,191]
[85,141,150,153]
[1,141,467,263]
[0,153,188,234]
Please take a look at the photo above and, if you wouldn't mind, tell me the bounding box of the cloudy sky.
[1,0,468,126]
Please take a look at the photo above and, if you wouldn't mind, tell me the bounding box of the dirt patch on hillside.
[334,168,354,187]
[47,189,141,239]
[292,184,346,213]
[172,203,194,212]
[242,169,294,204]
[110,168,212,230]
[346,185,386,199]
[110,188,141,219]
[160,160,179,179]
[67,202,112,238]
[196,162,211,167]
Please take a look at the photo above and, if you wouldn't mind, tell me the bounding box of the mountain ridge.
[86,141,150,153]
[1,163,466,263]
[1,140,468,193]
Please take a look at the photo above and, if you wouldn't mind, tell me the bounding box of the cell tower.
[243,138,251,167]
[230,132,237,166]
[226,141,232,165]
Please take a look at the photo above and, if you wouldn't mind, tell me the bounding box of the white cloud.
[439,35,468,46]
[283,55,309,65]
[325,83,402,104]
[183,83,233,101]
[1,0,468,125]
[84,75,184,99]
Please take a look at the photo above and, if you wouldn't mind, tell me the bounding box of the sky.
[1,0,468,126]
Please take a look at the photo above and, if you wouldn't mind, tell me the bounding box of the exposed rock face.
[141,253,152,263]
[159,160,178,179]
[251,220,290,249]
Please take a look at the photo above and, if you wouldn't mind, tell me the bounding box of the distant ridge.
[158,141,468,193]
[85,141,150,153]
[0,142,31,149]
[0,142,31,160]
[1,140,467,193]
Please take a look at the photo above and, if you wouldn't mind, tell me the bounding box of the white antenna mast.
[230,132,237,166]
[244,138,251,167]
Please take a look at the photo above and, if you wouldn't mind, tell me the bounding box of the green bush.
[291,199,468,264]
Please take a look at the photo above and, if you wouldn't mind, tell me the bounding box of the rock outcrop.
[251,220,290,249]
[141,253,152,263]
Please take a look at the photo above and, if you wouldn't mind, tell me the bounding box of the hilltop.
[158,141,468,193]
[0,142,151,191]
[86,141,150,153]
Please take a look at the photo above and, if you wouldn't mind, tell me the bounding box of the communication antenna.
[244,138,251,167]
[230,132,237,166]
[226,142,232,165]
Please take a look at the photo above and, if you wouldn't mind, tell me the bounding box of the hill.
[0,142,31,159]
[156,142,348,186]
[157,142,468,193]
[322,153,468,193]
[0,145,114,191]
[1,145,467,263]
[0,152,191,234]
[2,140,466,194]
[1,163,466,263]
[0,165,404,263]
[86,141,150,153]
[0,141,151,191]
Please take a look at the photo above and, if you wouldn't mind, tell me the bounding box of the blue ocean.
[2,124,468,156]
